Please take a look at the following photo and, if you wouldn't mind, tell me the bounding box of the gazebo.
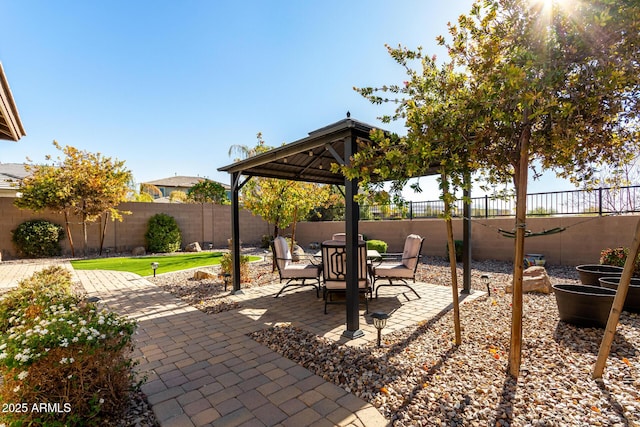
[0,62,26,142]
[218,116,472,338]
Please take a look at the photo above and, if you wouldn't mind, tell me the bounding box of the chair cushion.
[273,236,292,271]
[325,279,370,290]
[374,263,415,279]
[280,263,320,279]
[402,234,422,270]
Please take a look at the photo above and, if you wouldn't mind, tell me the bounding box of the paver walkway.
[0,260,484,426]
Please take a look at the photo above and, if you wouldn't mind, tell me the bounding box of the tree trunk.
[82,200,88,257]
[99,211,109,255]
[64,210,75,257]
[509,120,531,378]
[442,171,462,345]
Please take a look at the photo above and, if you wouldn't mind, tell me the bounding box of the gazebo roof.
[218,117,384,185]
[0,62,26,142]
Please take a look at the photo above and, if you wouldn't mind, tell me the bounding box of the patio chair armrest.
[287,253,323,266]
[380,252,403,261]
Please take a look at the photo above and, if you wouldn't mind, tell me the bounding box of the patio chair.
[373,234,424,299]
[271,236,321,298]
[321,239,372,314]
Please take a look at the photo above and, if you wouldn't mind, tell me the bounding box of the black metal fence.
[313,185,640,221]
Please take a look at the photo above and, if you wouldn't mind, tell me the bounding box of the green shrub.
[144,213,182,253]
[11,219,65,258]
[366,239,388,254]
[0,267,138,426]
[446,240,463,262]
[600,247,640,277]
[261,234,273,249]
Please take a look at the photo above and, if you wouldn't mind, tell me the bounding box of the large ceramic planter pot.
[552,284,616,328]
[598,277,640,313]
[575,264,624,286]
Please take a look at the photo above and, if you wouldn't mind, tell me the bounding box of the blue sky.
[0,0,574,197]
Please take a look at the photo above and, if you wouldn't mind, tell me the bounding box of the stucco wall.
[0,198,270,259]
[291,215,640,266]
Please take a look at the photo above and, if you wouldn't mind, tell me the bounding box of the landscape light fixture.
[151,262,159,277]
[371,311,389,347]
[481,274,491,296]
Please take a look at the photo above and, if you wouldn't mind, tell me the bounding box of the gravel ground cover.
[149,251,639,426]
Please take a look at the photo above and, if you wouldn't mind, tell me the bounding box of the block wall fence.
[0,198,271,259]
[1,197,637,266]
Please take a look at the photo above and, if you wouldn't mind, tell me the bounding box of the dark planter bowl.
[553,284,616,328]
[598,277,640,313]
[575,264,624,286]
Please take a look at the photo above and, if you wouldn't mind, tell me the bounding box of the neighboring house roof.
[0,163,29,191]
[0,62,26,141]
[142,175,230,189]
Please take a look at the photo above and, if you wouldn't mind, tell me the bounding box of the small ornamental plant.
[600,247,640,277]
[0,267,138,426]
[220,252,251,283]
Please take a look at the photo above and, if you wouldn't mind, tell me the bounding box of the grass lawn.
[71,252,260,277]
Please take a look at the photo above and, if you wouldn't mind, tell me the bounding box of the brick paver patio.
[0,260,484,426]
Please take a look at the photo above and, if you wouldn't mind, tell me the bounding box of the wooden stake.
[593,218,640,378]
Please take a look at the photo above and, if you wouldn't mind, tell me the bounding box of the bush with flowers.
[600,247,640,277]
[0,266,138,426]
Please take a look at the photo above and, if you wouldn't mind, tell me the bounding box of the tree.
[15,142,132,256]
[169,190,187,203]
[129,182,161,202]
[187,179,229,205]
[347,0,640,377]
[15,163,77,254]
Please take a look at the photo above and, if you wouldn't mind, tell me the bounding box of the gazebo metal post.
[230,171,242,294]
[462,171,472,294]
[343,133,364,338]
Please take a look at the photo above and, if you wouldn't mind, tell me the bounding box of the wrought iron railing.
[311,185,640,221]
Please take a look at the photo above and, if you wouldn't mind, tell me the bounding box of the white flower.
[0,352,7,360]
[17,370,28,380]
[0,343,6,350]
[13,385,20,393]
[68,357,74,364]
[99,398,104,404]
[60,357,68,364]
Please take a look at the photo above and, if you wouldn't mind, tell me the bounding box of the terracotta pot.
[575,264,624,286]
[553,284,616,328]
[598,277,640,313]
